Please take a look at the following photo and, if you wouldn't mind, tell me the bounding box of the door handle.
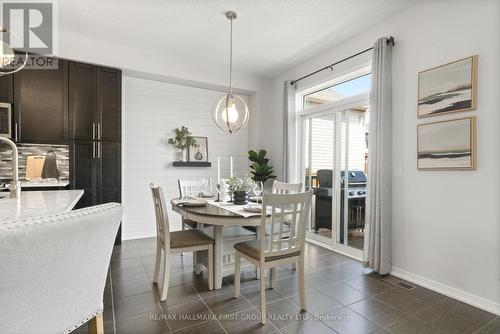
[92,123,96,140]
[98,141,101,158]
[92,141,96,158]
[97,123,101,140]
[14,123,18,142]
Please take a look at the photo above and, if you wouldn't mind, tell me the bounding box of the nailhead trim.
[0,203,122,231]
[64,308,103,334]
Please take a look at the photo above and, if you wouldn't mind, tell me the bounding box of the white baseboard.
[391,266,500,316]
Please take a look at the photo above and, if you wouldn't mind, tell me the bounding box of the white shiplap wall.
[122,76,249,240]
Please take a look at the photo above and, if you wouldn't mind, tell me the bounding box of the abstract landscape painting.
[417,117,476,170]
[418,56,477,118]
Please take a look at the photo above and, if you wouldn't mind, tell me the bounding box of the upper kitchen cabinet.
[69,62,97,141]
[0,74,13,103]
[98,67,121,142]
[69,64,121,142]
[13,59,69,144]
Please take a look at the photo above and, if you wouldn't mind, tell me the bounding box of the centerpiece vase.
[233,191,249,205]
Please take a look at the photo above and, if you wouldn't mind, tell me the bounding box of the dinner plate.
[181,200,207,207]
[243,205,262,213]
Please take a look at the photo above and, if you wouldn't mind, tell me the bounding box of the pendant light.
[213,11,249,134]
[0,26,28,75]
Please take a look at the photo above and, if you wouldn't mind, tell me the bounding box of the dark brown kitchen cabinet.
[71,141,97,209]
[13,59,68,144]
[98,67,121,142]
[69,63,122,243]
[0,74,13,103]
[69,62,96,141]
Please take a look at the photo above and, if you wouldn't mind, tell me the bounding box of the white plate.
[243,205,262,213]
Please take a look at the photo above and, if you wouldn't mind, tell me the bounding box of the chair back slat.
[178,179,211,198]
[260,191,313,260]
[272,181,303,194]
[150,183,170,247]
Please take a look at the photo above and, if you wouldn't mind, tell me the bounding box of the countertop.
[0,190,84,222]
[20,180,70,188]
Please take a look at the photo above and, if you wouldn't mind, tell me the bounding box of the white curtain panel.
[363,37,393,274]
[282,80,297,182]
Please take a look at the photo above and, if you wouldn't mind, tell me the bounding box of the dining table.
[171,198,264,289]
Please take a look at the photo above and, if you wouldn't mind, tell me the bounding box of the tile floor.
[73,238,499,334]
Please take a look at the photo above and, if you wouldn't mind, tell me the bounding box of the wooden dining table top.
[171,200,242,217]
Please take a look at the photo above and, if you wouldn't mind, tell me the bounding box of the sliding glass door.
[300,97,369,257]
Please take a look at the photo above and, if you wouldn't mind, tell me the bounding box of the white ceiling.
[58,0,413,77]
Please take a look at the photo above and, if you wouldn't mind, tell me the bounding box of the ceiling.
[58,0,413,77]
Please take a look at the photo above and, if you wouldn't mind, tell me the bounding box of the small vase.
[233,191,249,205]
[179,148,188,162]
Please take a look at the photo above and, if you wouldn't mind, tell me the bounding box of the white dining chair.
[271,180,303,270]
[233,190,313,324]
[0,203,123,334]
[272,180,303,194]
[178,178,211,230]
[151,183,214,301]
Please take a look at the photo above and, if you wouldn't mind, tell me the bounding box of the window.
[303,73,371,110]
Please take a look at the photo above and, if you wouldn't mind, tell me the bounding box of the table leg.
[213,225,224,289]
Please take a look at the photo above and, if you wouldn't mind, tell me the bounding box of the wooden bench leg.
[88,314,103,334]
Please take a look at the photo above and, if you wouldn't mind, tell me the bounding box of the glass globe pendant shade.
[0,40,15,68]
[213,93,249,134]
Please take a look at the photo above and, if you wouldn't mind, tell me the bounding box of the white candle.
[217,156,221,184]
[230,156,233,177]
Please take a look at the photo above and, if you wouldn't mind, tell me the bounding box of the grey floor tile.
[386,317,434,334]
[157,284,200,307]
[305,269,341,288]
[404,286,447,304]
[348,297,404,328]
[218,308,278,334]
[414,299,487,333]
[241,284,287,307]
[477,317,500,334]
[163,299,213,332]
[203,290,254,315]
[265,298,308,329]
[321,306,381,334]
[112,276,154,301]
[374,289,430,315]
[273,276,315,297]
[113,292,161,320]
[432,298,497,325]
[344,275,394,296]
[317,282,368,305]
[281,319,337,334]
[173,320,225,334]
[115,311,169,334]
[290,290,342,315]
[224,270,260,289]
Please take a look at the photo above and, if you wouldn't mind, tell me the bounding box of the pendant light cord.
[229,16,233,96]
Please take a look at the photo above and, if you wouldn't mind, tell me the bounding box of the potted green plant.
[227,176,254,205]
[248,149,276,185]
[168,126,197,162]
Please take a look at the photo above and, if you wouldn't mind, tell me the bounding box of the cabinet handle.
[97,123,101,140]
[92,141,96,158]
[92,123,96,140]
[98,141,101,158]
[14,123,18,142]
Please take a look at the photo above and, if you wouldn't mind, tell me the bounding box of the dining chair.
[0,203,123,334]
[151,183,214,301]
[272,180,303,194]
[233,190,313,324]
[178,178,210,230]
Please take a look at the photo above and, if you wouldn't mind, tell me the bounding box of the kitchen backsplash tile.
[0,143,69,181]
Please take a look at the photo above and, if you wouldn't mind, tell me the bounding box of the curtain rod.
[290,36,394,86]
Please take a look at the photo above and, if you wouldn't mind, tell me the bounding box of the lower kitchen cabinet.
[70,140,121,243]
